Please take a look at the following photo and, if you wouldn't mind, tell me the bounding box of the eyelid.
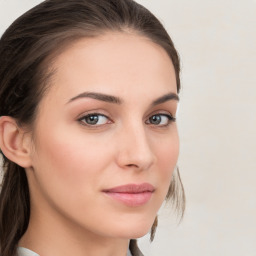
[76,109,111,120]
[145,112,176,126]
[77,111,113,127]
[146,109,176,119]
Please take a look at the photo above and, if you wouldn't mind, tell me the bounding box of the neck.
[19,200,130,256]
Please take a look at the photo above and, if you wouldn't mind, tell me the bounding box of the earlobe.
[0,116,32,168]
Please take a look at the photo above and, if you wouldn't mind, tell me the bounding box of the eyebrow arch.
[67,92,122,104]
[67,91,179,105]
[151,92,179,106]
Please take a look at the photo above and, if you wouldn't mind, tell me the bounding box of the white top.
[17,247,133,256]
[17,248,39,256]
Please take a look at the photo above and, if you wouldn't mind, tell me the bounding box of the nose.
[115,123,156,171]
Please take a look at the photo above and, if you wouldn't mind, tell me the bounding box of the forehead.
[43,32,177,104]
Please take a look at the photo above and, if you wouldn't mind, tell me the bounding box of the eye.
[146,114,176,126]
[78,114,110,126]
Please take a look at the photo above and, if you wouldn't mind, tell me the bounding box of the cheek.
[151,131,179,195]
[31,124,112,201]
[155,132,179,173]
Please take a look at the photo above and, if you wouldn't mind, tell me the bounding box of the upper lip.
[103,183,155,193]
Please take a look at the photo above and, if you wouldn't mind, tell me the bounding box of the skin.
[18,32,179,256]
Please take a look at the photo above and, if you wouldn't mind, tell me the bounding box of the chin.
[110,216,155,239]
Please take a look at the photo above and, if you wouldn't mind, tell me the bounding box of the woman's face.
[27,32,179,239]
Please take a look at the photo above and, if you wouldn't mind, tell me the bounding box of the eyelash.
[145,114,176,126]
[78,112,176,127]
[78,113,111,127]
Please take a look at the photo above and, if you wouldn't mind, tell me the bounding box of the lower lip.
[104,191,153,207]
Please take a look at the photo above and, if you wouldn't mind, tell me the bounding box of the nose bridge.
[116,118,155,170]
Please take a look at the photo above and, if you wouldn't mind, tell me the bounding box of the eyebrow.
[151,92,179,106]
[67,91,179,105]
[67,92,122,104]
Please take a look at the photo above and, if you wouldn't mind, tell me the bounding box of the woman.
[0,0,185,255]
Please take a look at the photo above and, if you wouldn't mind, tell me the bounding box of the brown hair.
[0,0,185,255]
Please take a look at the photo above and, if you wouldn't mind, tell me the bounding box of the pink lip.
[103,183,155,207]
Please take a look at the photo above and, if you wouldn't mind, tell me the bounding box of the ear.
[0,116,32,168]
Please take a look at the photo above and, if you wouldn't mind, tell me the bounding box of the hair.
[0,0,185,255]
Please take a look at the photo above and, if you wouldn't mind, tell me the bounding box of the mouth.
[102,183,155,207]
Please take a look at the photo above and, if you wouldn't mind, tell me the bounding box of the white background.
[0,0,256,255]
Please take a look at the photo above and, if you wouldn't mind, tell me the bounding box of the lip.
[102,183,155,207]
